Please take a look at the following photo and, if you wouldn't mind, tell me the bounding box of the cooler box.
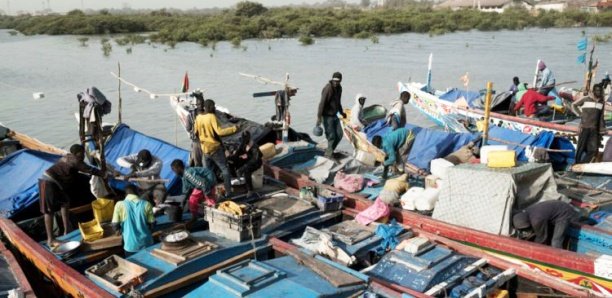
[487,150,516,168]
[480,145,509,164]
[316,188,344,212]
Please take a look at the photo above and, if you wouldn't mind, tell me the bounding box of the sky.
[3,0,359,14]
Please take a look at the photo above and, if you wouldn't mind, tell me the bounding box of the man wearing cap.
[512,200,579,249]
[117,149,166,206]
[535,61,556,96]
[39,144,106,247]
[317,72,346,157]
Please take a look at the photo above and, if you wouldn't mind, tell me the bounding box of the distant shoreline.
[1,4,611,48]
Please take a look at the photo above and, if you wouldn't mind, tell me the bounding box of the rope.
[109,72,206,99]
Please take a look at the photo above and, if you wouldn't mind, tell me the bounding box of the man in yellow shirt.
[112,185,155,255]
[195,99,238,198]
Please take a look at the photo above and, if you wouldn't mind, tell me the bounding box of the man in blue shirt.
[372,127,415,179]
[112,184,154,255]
[171,159,217,221]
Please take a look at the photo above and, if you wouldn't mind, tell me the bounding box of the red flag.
[181,72,189,93]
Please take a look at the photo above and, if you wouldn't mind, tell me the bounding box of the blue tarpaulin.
[105,124,189,195]
[362,120,575,171]
[407,128,478,170]
[363,120,477,170]
[439,88,481,106]
[0,150,61,218]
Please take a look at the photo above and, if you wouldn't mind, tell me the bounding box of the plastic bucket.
[251,167,264,189]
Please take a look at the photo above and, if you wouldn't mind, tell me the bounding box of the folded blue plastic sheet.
[104,124,189,195]
[0,149,61,218]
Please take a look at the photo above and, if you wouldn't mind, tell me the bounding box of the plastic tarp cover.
[104,124,188,195]
[406,129,478,170]
[0,149,61,218]
[433,163,561,236]
[438,88,481,106]
[363,120,477,171]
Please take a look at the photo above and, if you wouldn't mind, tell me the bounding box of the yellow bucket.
[79,219,104,242]
[92,198,115,223]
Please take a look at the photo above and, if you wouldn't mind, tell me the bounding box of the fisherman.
[185,90,205,167]
[111,184,154,256]
[371,127,415,179]
[601,74,611,103]
[117,149,166,206]
[512,200,579,249]
[39,144,106,246]
[513,87,555,118]
[228,131,263,197]
[508,77,520,95]
[572,84,606,163]
[195,99,237,198]
[317,72,346,158]
[170,159,216,222]
[350,94,367,130]
[387,91,411,130]
[535,61,556,95]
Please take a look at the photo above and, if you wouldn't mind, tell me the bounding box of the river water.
[1,27,611,150]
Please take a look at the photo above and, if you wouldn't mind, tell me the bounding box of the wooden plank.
[0,218,113,298]
[143,246,267,298]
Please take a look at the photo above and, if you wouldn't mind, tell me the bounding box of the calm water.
[1,27,611,150]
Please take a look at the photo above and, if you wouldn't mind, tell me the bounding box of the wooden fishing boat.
[0,237,35,297]
[401,81,612,150]
[263,150,612,295]
[0,124,66,158]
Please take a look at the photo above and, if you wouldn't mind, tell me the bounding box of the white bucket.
[251,167,264,189]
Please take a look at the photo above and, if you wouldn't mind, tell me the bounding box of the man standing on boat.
[39,144,106,247]
[195,99,237,198]
[387,91,411,130]
[317,72,346,158]
[111,184,154,256]
[572,84,606,163]
[535,61,556,96]
[185,91,205,167]
[371,127,415,179]
[117,149,166,206]
[512,200,579,249]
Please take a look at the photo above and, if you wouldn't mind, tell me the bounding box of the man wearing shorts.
[39,144,105,247]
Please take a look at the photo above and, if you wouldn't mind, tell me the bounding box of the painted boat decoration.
[400,81,612,151]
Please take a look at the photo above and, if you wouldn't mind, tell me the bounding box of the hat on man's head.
[332,72,342,82]
[512,210,531,230]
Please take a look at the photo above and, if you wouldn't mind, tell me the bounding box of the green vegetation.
[0,2,610,47]
[299,35,314,45]
[77,36,89,46]
[593,32,612,43]
[101,38,112,56]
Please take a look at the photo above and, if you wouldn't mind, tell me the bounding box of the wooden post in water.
[482,82,494,146]
[117,62,122,124]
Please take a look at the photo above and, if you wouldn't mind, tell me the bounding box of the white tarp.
[432,163,563,236]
